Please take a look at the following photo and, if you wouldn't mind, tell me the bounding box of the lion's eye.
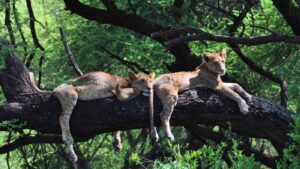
[214,61,218,65]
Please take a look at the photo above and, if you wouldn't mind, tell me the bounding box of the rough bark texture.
[0,48,292,155]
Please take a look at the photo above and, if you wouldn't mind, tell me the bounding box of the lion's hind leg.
[53,84,78,161]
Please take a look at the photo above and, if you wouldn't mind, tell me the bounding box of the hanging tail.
[149,88,159,145]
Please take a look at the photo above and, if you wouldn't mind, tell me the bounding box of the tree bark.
[0,43,292,155]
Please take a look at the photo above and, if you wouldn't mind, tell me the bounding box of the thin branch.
[230,45,288,107]
[228,3,252,35]
[38,55,44,88]
[88,134,108,160]
[123,129,148,169]
[101,0,117,11]
[59,27,83,76]
[4,0,16,46]
[226,2,288,107]
[127,0,136,14]
[99,46,149,74]
[25,0,44,51]
[251,25,278,35]
[154,29,300,47]
[185,125,278,168]
[0,134,93,154]
[13,0,28,55]
[5,132,12,169]
[25,49,36,68]
[202,0,236,18]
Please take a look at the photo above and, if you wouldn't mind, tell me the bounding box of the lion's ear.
[128,71,138,81]
[149,72,155,79]
[202,53,210,63]
[220,48,227,58]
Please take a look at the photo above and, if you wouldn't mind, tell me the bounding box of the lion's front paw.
[239,101,249,115]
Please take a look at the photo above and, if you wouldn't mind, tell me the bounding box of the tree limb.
[272,0,300,35]
[153,29,300,47]
[0,134,92,154]
[99,46,149,74]
[226,3,288,107]
[4,0,16,46]
[59,27,83,76]
[12,0,28,55]
[25,0,44,68]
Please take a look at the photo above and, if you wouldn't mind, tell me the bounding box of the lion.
[149,49,252,143]
[53,71,155,161]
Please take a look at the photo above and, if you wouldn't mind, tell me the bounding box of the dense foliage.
[0,0,299,168]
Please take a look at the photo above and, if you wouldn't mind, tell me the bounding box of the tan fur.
[53,71,155,161]
[149,49,252,143]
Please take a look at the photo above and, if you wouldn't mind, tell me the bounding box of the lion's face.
[128,72,155,96]
[202,49,227,76]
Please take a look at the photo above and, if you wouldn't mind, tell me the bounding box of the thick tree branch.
[153,29,300,47]
[272,0,300,35]
[0,55,292,151]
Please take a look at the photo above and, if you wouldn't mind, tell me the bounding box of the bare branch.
[202,0,236,18]
[127,0,136,14]
[154,29,300,47]
[0,134,92,154]
[99,46,149,74]
[38,55,44,88]
[229,45,288,107]
[251,25,278,35]
[4,0,16,46]
[225,3,288,107]
[13,0,28,56]
[59,27,83,76]
[25,0,44,51]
